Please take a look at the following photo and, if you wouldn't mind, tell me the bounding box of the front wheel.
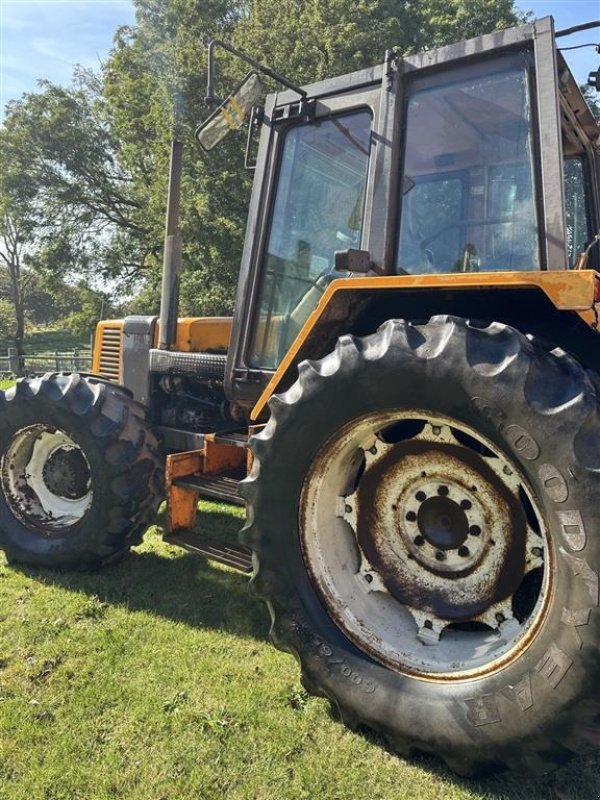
[0,373,164,570]
[241,316,600,775]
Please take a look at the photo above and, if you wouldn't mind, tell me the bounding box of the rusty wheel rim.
[299,411,552,679]
[1,425,93,533]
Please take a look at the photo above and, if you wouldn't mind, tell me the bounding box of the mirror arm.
[203,36,307,104]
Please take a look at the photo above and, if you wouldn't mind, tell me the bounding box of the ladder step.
[174,474,245,506]
[165,532,253,573]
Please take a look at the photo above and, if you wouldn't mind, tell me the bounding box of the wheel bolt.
[364,573,373,584]
[532,546,543,557]
[460,499,472,510]
[437,485,449,496]
[414,535,425,547]
[435,550,446,561]
[495,612,505,623]
[416,491,427,502]
[369,445,378,455]
[458,545,469,557]
[469,525,481,536]
[406,511,417,522]
[345,504,353,513]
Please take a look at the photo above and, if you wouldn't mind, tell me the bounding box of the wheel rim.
[1,425,93,532]
[299,410,552,679]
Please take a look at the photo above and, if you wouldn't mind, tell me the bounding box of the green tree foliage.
[1,0,528,327]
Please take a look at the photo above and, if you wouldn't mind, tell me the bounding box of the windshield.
[397,59,539,274]
[249,110,372,369]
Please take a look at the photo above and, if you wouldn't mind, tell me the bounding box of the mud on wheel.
[241,316,600,776]
[0,373,163,570]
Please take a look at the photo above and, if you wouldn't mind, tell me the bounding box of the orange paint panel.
[169,318,233,352]
[165,450,204,532]
[251,270,599,421]
[203,435,247,475]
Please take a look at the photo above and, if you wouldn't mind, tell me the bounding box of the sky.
[0,0,598,124]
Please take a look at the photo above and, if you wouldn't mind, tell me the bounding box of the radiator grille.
[98,325,122,382]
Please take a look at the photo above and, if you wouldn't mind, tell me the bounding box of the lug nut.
[414,535,425,546]
[364,573,373,584]
[406,511,417,522]
[345,504,352,513]
[437,485,449,496]
[460,499,472,510]
[435,550,446,561]
[416,491,427,502]
[469,525,481,536]
[458,545,470,557]
[532,546,543,557]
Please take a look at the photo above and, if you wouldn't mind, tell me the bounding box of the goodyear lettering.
[464,695,501,727]
[504,425,540,461]
[502,672,533,711]
[561,550,599,606]
[538,464,568,503]
[535,643,573,688]
[561,606,591,649]
[557,510,587,552]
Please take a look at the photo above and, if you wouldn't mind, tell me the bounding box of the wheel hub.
[300,410,549,677]
[416,495,468,551]
[42,447,89,499]
[1,425,92,532]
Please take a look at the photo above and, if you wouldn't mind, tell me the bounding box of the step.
[173,474,245,506]
[165,531,253,573]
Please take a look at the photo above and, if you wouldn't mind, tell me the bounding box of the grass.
[0,501,600,799]
[0,380,14,390]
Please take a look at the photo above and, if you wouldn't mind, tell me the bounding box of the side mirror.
[195,71,264,152]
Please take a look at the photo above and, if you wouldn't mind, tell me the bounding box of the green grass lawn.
[0,380,14,390]
[1,501,599,800]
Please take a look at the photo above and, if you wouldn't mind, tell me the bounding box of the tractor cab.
[225,16,600,409]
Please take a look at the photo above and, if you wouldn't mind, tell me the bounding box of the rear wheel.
[242,316,600,775]
[0,373,163,570]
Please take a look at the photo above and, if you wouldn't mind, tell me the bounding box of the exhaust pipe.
[158,139,183,350]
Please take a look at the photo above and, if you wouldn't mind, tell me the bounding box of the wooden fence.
[0,348,92,376]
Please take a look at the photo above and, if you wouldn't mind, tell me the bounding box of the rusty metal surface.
[351,429,527,623]
[299,410,551,679]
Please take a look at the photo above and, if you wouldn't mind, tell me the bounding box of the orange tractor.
[1,16,600,775]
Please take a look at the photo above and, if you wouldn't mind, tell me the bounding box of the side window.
[397,58,539,274]
[249,110,372,369]
[564,157,592,266]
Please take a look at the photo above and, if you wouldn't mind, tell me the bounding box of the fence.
[0,348,92,377]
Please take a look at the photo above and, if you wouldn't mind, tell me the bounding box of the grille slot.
[98,326,122,382]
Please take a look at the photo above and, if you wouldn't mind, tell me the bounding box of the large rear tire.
[241,317,600,775]
[0,373,163,570]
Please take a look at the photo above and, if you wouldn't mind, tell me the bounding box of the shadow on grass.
[18,507,270,643]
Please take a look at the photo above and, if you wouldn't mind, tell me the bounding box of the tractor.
[1,15,600,776]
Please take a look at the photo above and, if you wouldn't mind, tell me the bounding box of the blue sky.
[0,0,598,123]
[0,0,136,121]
